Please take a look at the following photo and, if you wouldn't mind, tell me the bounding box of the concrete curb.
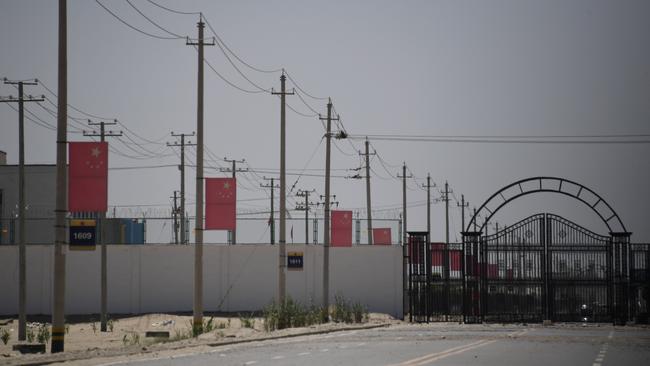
[5,323,392,366]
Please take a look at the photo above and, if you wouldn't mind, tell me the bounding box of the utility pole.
[171,191,180,244]
[359,138,375,244]
[319,98,339,312]
[186,14,214,334]
[83,119,121,333]
[271,71,294,304]
[52,0,67,353]
[168,132,195,244]
[442,181,453,247]
[473,207,478,231]
[261,177,279,244]
[295,189,316,245]
[220,157,247,244]
[457,194,469,233]
[441,181,453,313]
[422,173,435,244]
[397,163,412,319]
[1,78,43,341]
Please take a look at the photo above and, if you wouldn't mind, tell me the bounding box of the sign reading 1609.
[69,219,97,250]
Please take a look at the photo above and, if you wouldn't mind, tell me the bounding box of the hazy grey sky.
[1,0,649,242]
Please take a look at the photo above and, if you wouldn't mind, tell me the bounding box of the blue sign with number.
[288,252,303,269]
[70,219,96,249]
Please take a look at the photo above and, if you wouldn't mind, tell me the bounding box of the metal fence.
[407,214,650,324]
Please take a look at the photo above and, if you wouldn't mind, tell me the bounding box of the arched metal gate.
[406,177,647,324]
[470,213,615,323]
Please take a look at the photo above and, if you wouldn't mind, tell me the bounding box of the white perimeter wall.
[0,244,403,318]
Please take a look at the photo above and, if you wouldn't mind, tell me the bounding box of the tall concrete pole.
[402,163,407,319]
[458,194,468,233]
[220,158,246,244]
[426,173,431,241]
[402,164,408,247]
[85,120,120,333]
[169,132,195,244]
[279,74,287,302]
[261,177,278,244]
[364,138,373,245]
[323,99,333,312]
[172,190,179,243]
[445,181,449,247]
[186,15,214,334]
[272,73,293,303]
[271,180,275,244]
[304,192,310,245]
[18,82,26,341]
[398,163,411,319]
[52,0,67,353]
[180,134,187,244]
[99,123,107,332]
[1,80,43,341]
[295,189,314,245]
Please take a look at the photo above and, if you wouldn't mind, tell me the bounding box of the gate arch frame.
[467,177,628,234]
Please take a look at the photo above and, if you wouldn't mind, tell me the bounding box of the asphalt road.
[104,323,650,366]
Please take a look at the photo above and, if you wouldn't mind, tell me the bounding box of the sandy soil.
[0,312,397,364]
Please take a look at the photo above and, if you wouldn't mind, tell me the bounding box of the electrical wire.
[285,71,328,100]
[357,133,650,139]
[285,99,318,118]
[95,0,183,40]
[109,164,177,171]
[294,89,320,115]
[39,81,115,120]
[350,134,650,144]
[145,0,201,15]
[202,15,283,74]
[126,0,186,38]
[201,46,266,94]
[288,137,324,194]
[3,103,55,131]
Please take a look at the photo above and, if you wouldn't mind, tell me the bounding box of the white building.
[0,159,57,245]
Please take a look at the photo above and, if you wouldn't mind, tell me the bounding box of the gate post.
[462,231,481,323]
[611,232,632,325]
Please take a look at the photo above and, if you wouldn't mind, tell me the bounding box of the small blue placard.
[287,251,303,270]
[70,219,96,250]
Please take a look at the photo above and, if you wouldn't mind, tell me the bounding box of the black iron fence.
[408,214,649,324]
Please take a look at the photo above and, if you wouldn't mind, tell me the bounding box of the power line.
[109,164,177,170]
[203,15,282,74]
[39,81,115,120]
[126,0,185,38]
[95,0,183,40]
[288,137,324,195]
[201,46,266,94]
[285,101,318,118]
[285,71,328,100]
[145,0,201,15]
[350,134,650,144]
[40,85,167,151]
[357,133,650,139]
[294,89,320,115]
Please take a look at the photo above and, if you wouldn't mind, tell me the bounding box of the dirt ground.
[0,312,398,363]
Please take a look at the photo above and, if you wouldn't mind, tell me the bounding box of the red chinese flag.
[450,250,462,271]
[68,141,108,212]
[205,177,236,230]
[372,228,391,245]
[431,243,445,266]
[331,210,352,247]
